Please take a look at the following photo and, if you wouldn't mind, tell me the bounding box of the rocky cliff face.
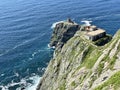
[49,22,80,49]
[37,22,120,90]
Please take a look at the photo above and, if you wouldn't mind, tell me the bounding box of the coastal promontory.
[37,19,120,90]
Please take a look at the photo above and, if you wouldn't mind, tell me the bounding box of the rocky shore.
[37,20,120,90]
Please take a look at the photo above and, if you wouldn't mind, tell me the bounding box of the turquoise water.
[0,0,120,89]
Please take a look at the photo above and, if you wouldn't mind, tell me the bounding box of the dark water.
[0,0,120,89]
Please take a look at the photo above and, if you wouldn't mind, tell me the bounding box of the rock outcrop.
[37,21,120,90]
[49,21,80,49]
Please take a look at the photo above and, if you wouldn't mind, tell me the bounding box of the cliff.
[37,21,120,90]
[49,21,80,49]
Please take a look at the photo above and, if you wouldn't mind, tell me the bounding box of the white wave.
[29,57,33,60]
[0,79,26,90]
[29,44,54,60]
[15,72,19,77]
[81,20,92,26]
[24,75,41,90]
[47,44,51,48]
[0,74,5,77]
[51,21,64,29]
[41,67,46,71]
[47,44,55,49]
[32,51,37,57]
[0,75,41,90]
[0,86,8,90]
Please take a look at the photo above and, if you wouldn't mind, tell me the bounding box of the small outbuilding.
[85,29,106,41]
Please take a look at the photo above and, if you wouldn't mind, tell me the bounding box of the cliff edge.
[49,20,80,49]
[37,21,120,90]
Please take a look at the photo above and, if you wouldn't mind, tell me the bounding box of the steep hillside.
[37,22,120,90]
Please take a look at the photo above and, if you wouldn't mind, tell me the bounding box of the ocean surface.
[0,0,120,90]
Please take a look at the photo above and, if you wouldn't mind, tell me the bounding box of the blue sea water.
[0,0,120,89]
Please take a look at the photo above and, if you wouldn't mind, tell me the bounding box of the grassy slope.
[94,71,120,90]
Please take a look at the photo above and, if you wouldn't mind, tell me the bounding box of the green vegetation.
[79,73,88,84]
[90,75,97,87]
[101,38,119,70]
[79,46,101,69]
[94,71,120,90]
[59,81,66,90]
[89,62,105,87]
[108,56,117,70]
[59,85,65,90]
[97,62,104,76]
[71,81,76,87]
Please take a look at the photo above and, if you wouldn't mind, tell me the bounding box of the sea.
[0,0,120,90]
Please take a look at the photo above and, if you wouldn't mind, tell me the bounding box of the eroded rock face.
[37,22,120,90]
[49,22,80,49]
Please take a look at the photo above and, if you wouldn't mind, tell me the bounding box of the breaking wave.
[0,74,41,90]
[51,21,65,29]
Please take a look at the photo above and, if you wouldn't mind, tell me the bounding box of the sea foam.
[51,21,64,29]
[0,75,41,90]
[47,44,55,49]
[24,75,41,90]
